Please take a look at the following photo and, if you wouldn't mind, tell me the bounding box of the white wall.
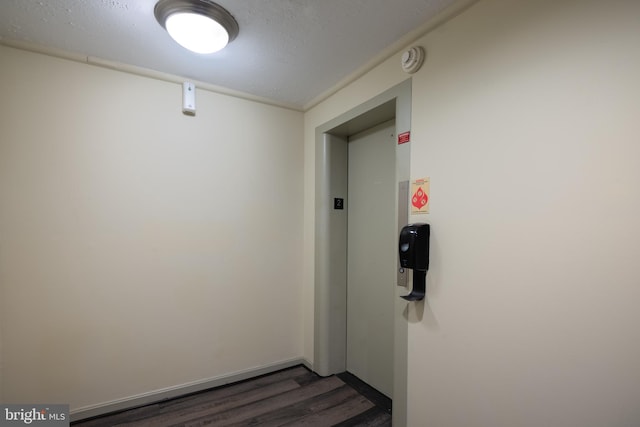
[0,46,304,411]
[304,0,640,425]
[409,0,640,425]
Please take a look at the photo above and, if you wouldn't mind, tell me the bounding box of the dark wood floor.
[72,365,391,426]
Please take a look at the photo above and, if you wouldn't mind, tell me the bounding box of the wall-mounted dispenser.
[398,223,430,301]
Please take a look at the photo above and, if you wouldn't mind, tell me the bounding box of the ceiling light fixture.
[154,0,239,54]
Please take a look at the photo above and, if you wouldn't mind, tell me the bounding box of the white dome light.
[155,0,238,54]
[166,13,229,54]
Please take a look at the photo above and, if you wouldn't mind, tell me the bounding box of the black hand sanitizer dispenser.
[399,223,430,301]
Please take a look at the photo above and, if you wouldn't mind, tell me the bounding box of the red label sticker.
[398,131,411,145]
[412,187,428,209]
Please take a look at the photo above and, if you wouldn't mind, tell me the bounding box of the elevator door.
[347,119,396,398]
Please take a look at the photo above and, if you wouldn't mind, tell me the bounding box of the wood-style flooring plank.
[72,366,391,427]
[76,367,311,427]
[224,384,361,427]
[179,376,345,427]
[117,380,303,427]
[278,394,374,426]
[332,406,392,426]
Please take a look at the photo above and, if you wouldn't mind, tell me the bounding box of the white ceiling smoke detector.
[401,46,426,74]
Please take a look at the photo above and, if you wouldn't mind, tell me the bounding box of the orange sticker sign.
[411,177,430,214]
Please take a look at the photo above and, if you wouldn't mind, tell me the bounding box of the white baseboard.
[70,357,311,422]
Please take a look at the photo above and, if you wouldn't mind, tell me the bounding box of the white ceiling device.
[154,0,239,54]
[401,46,426,74]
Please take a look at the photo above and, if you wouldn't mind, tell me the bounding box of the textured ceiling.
[0,0,461,109]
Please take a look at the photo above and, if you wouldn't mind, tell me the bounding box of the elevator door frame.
[313,79,412,427]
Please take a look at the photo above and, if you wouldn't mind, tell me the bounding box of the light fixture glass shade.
[154,0,239,54]
[165,12,229,54]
